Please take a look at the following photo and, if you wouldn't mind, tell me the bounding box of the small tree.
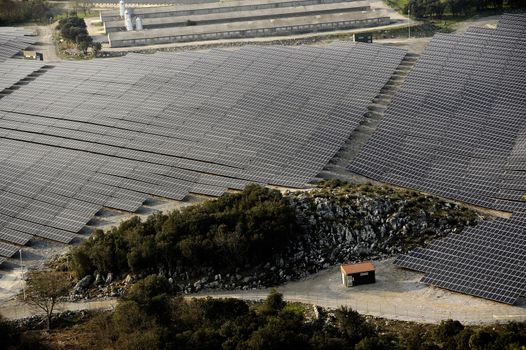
[92,42,102,56]
[76,33,93,53]
[24,270,71,330]
[334,306,375,346]
[259,289,285,315]
[434,319,464,345]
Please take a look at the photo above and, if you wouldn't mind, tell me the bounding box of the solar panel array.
[0,60,47,91]
[0,27,37,62]
[348,13,526,304]
[0,42,406,265]
[395,217,526,304]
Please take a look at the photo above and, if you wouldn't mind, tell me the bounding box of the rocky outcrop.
[163,186,481,293]
[73,275,92,294]
[72,185,482,298]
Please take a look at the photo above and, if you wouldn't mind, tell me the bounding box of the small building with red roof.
[340,261,375,287]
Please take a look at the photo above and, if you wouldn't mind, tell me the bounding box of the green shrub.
[70,185,301,278]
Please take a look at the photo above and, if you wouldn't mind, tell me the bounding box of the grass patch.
[282,302,312,317]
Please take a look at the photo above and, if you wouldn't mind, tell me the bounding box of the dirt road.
[0,298,117,320]
[192,259,526,325]
[32,24,60,62]
[3,260,525,324]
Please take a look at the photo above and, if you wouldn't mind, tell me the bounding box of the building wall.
[109,16,390,47]
[102,0,365,21]
[341,271,375,287]
[350,270,375,286]
[104,5,371,32]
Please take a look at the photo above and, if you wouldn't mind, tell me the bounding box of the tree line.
[404,0,526,18]
[2,278,525,349]
[70,185,300,279]
[0,0,51,25]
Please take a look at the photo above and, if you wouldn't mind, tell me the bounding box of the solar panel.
[0,241,20,258]
[0,42,406,265]
[0,27,37,63]
[349,13,526,304]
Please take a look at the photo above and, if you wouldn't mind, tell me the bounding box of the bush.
[0,0,51,25]
[259,289,286,315]
[199,298,249,325]
[469,329,498,350]
[333,306,375,347]
[57,15,96,53]
[355,336,389,350]
[70,185,301,279]
[434,319,464,345]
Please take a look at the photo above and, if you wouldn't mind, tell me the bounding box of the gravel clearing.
[193,259,526,325]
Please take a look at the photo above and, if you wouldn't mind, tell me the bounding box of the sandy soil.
[374,36,431,54]
[0,240,68,305]
[452,14,500,34]
[0,298,118,320]
[85,17,107,43]
[85,194,208,232]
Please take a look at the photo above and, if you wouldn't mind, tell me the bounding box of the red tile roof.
[340,261,375,275]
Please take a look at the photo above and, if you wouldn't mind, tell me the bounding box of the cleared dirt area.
[0,298,117,320]
[87,194,208,232]
[194,259,526,325]
[453,14,500,34]
[0,240,66,305]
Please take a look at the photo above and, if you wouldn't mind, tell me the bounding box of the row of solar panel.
[0,27,37,62]
[348,13,526,304]
[0,42,407,263]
